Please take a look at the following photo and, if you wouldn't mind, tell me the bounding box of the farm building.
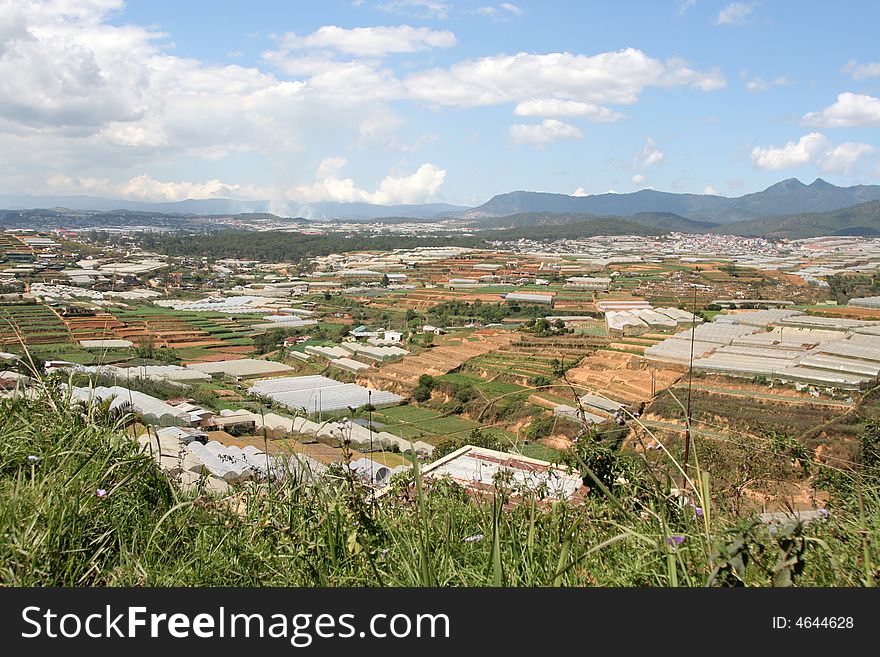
[605,311,649,337]
[331,357,371,373]
[248,375,403,414]
[505,292,554,305]
[305,345,351,359]
[186,358,295,380]
[447,278,480,289]
[645,313,880,390]
[711,299,795,308]
[410,445,585,503]
[564,276,612,291]
[849,296,880,309]
[78,339,134,349]
[70,386,192,426]
[595,299,652,312]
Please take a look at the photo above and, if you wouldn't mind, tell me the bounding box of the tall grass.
[1,385,878,586]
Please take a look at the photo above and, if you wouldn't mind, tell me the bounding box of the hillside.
[477,211,718,233]
[2,386,879,586]
[465,179,880,224]
[721,200,880,238]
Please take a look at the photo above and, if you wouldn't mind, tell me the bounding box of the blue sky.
[2,0,879,209]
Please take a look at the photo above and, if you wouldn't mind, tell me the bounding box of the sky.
[1,0,880,210]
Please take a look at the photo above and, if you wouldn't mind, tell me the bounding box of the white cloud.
[702,186,719,195]
[404,49,725,107]
[275,25,456,57]
[513,99,625,122]
[478,3,523,19]
[635,138,664,167]
[315,156,348,179]
[631,174,646,185]
[819,142,875,174]
[751,133,829,170]
[715,2,754,26]
[291,161,446,204]
[842,60,880,80]
[745,75,793,92]
[509,119,583,146]
[376,0,451,19]
[45,173,262,202]
[677,0,698,14]
[572,187,588,197]
[751,132,875,173]
[802,92,880,128]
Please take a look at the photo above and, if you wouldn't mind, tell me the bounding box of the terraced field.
[110,306,260,354]
[371,403,517,446]
[0,303,70,345]
[564,350,682,404]
[360,329,517,392]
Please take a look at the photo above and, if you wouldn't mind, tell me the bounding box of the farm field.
[564,350,682,404]
[371,403,517,446]
[360,328,517,391]
[0,303,69,346]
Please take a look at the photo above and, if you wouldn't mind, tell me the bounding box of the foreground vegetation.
[2,384,879,587]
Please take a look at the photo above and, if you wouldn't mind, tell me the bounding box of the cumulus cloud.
[404,49,725,107]
[802,92,880,128]
[819,142,876,174]
[0,1,731,203]
[513,99,625,122]
[291,161,446,204]
[677,0,699,14]
[275,25,456,57]
[572,187,588,197]
[631,174,646,185]
[44,173,262,202]
[751,133,829,170]
[635,138,664,167]
[509,120,583,146]
[43,166,444,205]
[703,186,719,195]
[842,60,880,80]
[715,2,754,26]
[751,132,875,173]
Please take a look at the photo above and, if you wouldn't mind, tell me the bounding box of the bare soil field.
[359,329,517,392]
[564,351,681,403]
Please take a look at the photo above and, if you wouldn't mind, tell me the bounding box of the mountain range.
[464,178,880,224]
[0,194,468,220]
[3,178,880,234]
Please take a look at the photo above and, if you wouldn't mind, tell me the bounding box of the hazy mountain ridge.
[478,211,718,233]
[719,200,880,239]
[0,195,468,220]
[464,179,880,224]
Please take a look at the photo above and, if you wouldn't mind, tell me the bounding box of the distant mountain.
[479,211,718,233]
[720,200,880,239]
[0,208,306,230]
[0,195,469,220]
[464,179,880,224]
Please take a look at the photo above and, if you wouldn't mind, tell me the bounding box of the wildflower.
[463,534,484,543]
[96,489,107,498]
[380,548,390,558]
[693,506,704,518]
[818,508,829,518]
[666,535,685,546]
[27,455,40,462]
